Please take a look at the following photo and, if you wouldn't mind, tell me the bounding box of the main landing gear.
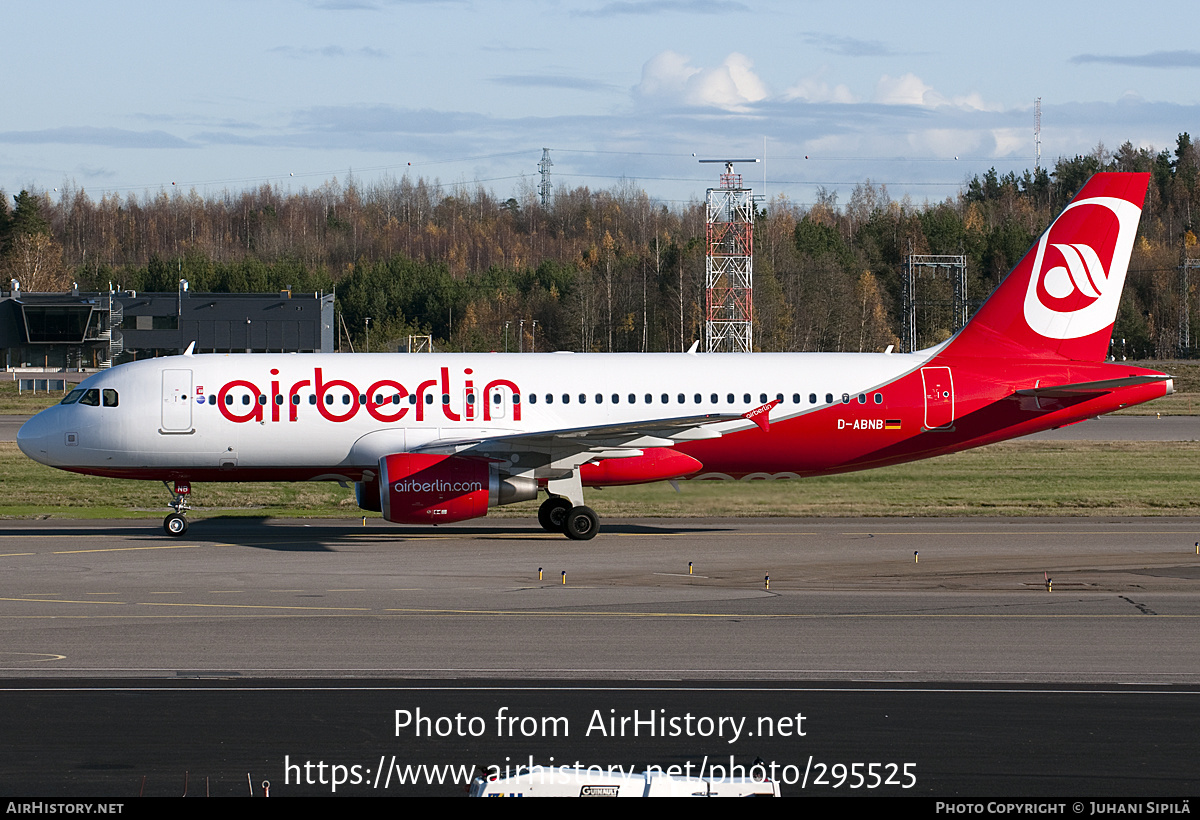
[538,495,599,541]
[163,480,191,537]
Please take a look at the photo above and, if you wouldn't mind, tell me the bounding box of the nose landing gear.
[163,480,191,536]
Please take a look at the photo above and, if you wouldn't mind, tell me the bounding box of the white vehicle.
[469,766,779,797]
[17,174,1170,539]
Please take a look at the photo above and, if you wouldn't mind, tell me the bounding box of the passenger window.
[513,394,521,404]
[694,394,702,404]
[493,393,502,404]
[792,393,800,404]
[612,394,619,404]
[677,393,685,404]
[342,395,351,406]
[825,393,833,404]
[441,394,450,405]
[579,394,587,404]
[645,394,652,403]
[628,394,636,404]
[743,393,750,404]
[711,393,718,403]
[243,395,252,406]
[275,395,284,405]
[102,389,119,407]
[259,395,268,405]
[841,393,850,404]
[546,394,554,404]
[809,393,817,404]
[563,394,570,404]
[325,394,333,405]
[294,395,302,405]
[727,393,735,404]
[595,394,602,404]
[661,393,668,403]
[425,394,433,405]
[760,393,768,404]
[857,394,866,404]
[226,394,234,406]
[874,393,883,404]
[528,394,537,405]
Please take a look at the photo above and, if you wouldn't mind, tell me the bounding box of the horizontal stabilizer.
[1014,374,1172,399]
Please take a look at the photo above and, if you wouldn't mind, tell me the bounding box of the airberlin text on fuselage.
[211,367,521,424]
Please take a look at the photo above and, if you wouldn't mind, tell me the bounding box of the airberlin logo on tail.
[1023,196,1141,340]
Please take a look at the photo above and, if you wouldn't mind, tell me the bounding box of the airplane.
[17,172,1172,540]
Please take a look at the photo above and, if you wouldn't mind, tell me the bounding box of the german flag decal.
[885,419,902,430]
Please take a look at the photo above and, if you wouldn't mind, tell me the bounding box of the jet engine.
[374,453,536,524]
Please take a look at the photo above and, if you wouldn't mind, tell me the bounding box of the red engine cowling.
[378,453,536,524]
[579,448,703,487]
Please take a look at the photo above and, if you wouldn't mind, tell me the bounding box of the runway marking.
[0,553,35,557]
[375,607,1200,619]
[138,602,371,612]
[0,597,125,605]
[0,653,66,663]
[53,545,206,554]
[0,597,366,612]
[838,531,1200,536]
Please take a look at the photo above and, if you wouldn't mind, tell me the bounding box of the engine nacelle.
[580,448,703,487]
[377,453,536,524]
[355,476,382,512]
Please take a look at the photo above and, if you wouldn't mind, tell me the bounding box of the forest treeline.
[2,136,1200,357]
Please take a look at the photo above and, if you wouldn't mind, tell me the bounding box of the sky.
[4,0,1200,208]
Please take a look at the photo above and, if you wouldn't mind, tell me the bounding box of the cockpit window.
[102,389,119,407]
[60,389,85,405]
[78,389,101,406]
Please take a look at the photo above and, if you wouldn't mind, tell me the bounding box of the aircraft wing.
[1014,374,1172,399]
[411,412,754,460]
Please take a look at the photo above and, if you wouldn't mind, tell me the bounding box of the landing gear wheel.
[164,513,188,537]
[538,496,572,533]
[563,505,599,541]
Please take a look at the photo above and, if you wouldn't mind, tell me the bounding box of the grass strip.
[0,440,1196,521]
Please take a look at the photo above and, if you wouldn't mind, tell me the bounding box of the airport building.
[1,282,335,374]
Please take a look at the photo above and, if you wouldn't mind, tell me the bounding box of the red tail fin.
[945,172,1149,361]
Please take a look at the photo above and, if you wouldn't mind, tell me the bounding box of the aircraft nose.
[17,411,59,466]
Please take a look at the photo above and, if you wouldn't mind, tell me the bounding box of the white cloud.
[874,73,1000,111]
[989,127,1029,157]
[635,51,768,110]
[782,73,857,104]
[875,73,940,106]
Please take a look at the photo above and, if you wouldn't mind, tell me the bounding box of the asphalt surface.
[1,516,1198,798]
[1,516,1197,682]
